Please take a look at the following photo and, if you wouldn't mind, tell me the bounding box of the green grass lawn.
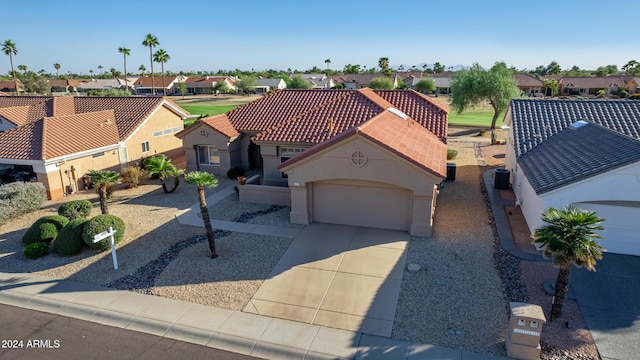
[179,104,239,116]
[448,108,497,127]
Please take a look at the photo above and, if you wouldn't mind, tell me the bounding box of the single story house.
[178,77,237,95]
[253,78,286,93]
[504,99,640,256]
[0,80,24,94]
[513,73,544,96]
[332,74,386,89]
[76,78,135,93]
[295,74,334,89]
[176,88,448,236]
[134,76,184,95]
[48,79,89,94]
[559,76,625,97]
[0,96,188,199]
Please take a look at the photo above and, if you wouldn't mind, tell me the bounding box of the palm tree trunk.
[551,263,571,321]
[149,46,154,95]
[161,62,166,96]
[198,186,217,258]
[123,55,127,91]
[99,186,109,214]
[10,53,18,96]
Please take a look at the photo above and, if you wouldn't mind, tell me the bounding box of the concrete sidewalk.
[0,271,508,360]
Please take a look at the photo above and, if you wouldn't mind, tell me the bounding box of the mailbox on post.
[506,302,546,360]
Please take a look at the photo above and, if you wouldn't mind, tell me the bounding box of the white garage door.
[574,203,640,256]
[312,181,411,231]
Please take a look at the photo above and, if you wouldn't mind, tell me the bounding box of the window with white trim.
[198,145,220,165]
[279,147,305,178]
[141,141,150,153]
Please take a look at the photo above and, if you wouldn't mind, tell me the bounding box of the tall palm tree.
[139,64,146,77]
[118,47,130,88]
[142,34,159,94]
[54,63,61,79]
[18,65,27,74]
[98,65,103,76]
[144,155,184,193]
[184,171,219,258]
[378,57,389,74]
[2,39,19,95]
[153,48,170,96]
[86,170,120,214]
[324,58,331,70]
[533,205,606,321]
[89,69,94,78]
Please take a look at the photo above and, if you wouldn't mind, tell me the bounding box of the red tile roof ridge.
[357,88,396,109]
[200,114,240,139]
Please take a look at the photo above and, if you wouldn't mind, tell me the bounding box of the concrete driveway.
[570,253,640,360]
[244,223,409,337]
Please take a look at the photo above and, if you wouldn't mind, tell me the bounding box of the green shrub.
[0,182,47,226]
[121,166,144,188]
[54,218,89,256]
[618,90,629,98]
[629,93,640,100]
[24,242,49,259]
[447,149,458,160]
[22,215,69,245]
[58,200,93,221]
[82,214,125,251]
[226,166,245,179]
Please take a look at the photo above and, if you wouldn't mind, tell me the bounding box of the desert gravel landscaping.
[0,127,600,359]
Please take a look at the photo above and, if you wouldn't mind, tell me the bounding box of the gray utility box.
[506,302,546,360]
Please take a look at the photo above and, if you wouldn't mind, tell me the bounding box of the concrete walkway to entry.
[245,224,408,338]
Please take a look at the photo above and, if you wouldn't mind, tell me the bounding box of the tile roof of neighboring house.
[509,99,640,158]
[561,76,625,89]
[228,89,448,144]
[255,78,285,88]
[48,79,71,88]
[278,105,447,179]
[297,74,327,80]
[134,76,179,87]
[519,121,640,194]
[332,74,381,86]
[433,78,451,88]
[0,110,119,160]
[77,78,134,90]
[0,96,187,161]
[0,80,23,90]
[200,115,241,139]
[185,77,232,84]
[513,73,544,87]
[0,105,31,126]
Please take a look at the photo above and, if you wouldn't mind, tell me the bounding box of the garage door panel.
[313,182,410,231]
[574,203,640,256]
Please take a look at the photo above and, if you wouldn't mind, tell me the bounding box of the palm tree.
[118,47,130,87]
[54,63,61,79]
[142,34,159,94]
[324,58,331,70]
[144,155,184,193]
[89,69,94,78]
[98,64,103,76]
[184,171,219,258]
[533,205,606,321]
[378,57,389,74]
[153,48,170,96]
[18,65,27,74]
[2,39,19,95]
[139,64,146,77]
[86,170,120,214]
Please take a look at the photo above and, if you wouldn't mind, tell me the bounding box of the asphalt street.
[0,304,257,360]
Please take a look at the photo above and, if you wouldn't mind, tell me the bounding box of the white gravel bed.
[153,232,292,310]
[391,142,508,356]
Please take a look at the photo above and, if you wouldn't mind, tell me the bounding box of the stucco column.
[410,194,433,237]
[289,184,310,225]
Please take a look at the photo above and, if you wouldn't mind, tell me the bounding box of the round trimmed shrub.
[22,215,70,245]
[24,242,49,259]
[226,166,245,179]
[54,218,90,256]
[58,200,93,221]
[82,214,125,251]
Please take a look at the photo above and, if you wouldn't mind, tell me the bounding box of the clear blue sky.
[2,0,634,75]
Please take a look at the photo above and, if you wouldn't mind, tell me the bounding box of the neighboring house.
[295,74,334,89]
[134,76,184,95]
[253,78,287,93]
[48,79,89,94]
[624,76,640,94]
[504,99,640,256]
[0,96,188,199]
[559,76,625,97]
[513,73,544,96]
[0,80,24,94]
[178,77,236,95]
[77,78,136,93]
[176,89,448,236]
[332,74,384,89]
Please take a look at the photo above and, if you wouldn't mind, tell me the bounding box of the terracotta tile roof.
[0,105,31,126]
[53,97,75,116]
[185,77,231,84]
[513,73,544,87]
[278,108,447,179]
[200,115,241,139]
[0,80,23,90]
[0,122,43,160]
[561,76,625,89]
[48,79,69,88]
[134,76,178,87]
[331,74,382,86]
[0,96,52,123]
[372,90,448,140]
[228,90,351,132]
[42,110,119,159]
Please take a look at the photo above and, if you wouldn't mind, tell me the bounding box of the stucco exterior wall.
[179,122,241,176]
[239,184,291,206]
[124,106,184,164]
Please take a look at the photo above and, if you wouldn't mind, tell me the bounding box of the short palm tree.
[139,64,146,77]
[118,47,130,88]
[54,63,61,78]
[184,171,219,258]
[533,205,606,320]
[98,65,103,76]
[153,48,170,96]
[144,155,184,193]
[18,64,27,74]
[142,34,159,94]
[2,39,19,95]
[86,170,120,214]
